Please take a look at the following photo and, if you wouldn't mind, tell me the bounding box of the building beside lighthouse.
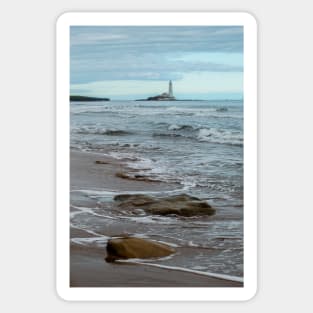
[142,80,176,101]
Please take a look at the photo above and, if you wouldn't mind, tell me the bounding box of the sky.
[70,26,243,100]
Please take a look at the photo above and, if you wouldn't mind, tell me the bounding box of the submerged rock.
[115,171,161,182]
[113,193,216,217]
[105,237,175,262]
[95,160,109,164]
[114,194,154,205]
[216,107,228,112]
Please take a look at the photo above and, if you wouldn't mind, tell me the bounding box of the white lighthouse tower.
[168,80,173,98]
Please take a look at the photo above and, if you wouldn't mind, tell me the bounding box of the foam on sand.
[117,259,243,283]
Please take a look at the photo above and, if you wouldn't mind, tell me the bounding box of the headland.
[70,95,110,101]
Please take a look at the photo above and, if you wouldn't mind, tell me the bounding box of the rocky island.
[136,80,176,101]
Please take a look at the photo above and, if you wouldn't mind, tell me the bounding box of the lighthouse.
[138,80,176,101]
[169,80,173,98]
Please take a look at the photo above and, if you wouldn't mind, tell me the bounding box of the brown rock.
[105,237,175,262]
[115,171,131,179]
[95,160,109,164]
[114,193,215,217]
[115,171,161,182]
[114,194,154,206]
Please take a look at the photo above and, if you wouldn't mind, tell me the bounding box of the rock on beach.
[105,237,175,262]
[113,193,216,217]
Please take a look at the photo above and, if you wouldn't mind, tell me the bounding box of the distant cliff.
[70,95,110,101]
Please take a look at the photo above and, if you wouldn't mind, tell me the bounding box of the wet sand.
[70,150,243,287]
[70,247,242,287]
[70,149,175,192]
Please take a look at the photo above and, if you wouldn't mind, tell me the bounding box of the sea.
[70,100,244,281]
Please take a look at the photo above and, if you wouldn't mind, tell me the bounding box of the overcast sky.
[70,26,243,100]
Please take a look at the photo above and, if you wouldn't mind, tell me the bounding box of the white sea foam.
[71,205,117,220]
[125,156,154,170]
[164,106,241,119]
[71,236,109,247]
[194,112,242,119]
[72,187,192,197]
[71,189,117,197]
[109,151,181,184]
[117,260,243,283]
[72,126,131,136]
[168,124,179,130]
[107,151,131,159]
[197,128,243,146]
[71,225,105,237]
[118,214,178,226]
[167,123,195,131]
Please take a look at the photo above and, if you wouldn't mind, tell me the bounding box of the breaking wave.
[153,124,243,146]
[167,124,194,131]
[197,128,243,146]
[72,126,132,136]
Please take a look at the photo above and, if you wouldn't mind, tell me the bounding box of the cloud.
[70,26,243,53]
[70,54,243,83]
[70,26,243,94]
[71,33,128,45]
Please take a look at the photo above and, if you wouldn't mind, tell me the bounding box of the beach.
[70,149,243,287]
[71,248,242,287]
[70,100,243,287]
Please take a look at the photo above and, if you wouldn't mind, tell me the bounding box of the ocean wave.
[216,107,228,112]
[197,128,243,146]
[71,104,141,114]
[195,112,242,119]
[164,106,242,119]
[152,132,185,138]
[152,126,243,146]
[153,123,197,138]
[72,126,132,136]
[106,151,185,185]
[167,124,194,131]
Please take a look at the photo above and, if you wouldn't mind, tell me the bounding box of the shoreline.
[70,149,243,287]
[70,149,176,192]
[70,247,243,287]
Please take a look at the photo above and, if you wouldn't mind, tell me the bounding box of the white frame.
[56,12,257,301]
